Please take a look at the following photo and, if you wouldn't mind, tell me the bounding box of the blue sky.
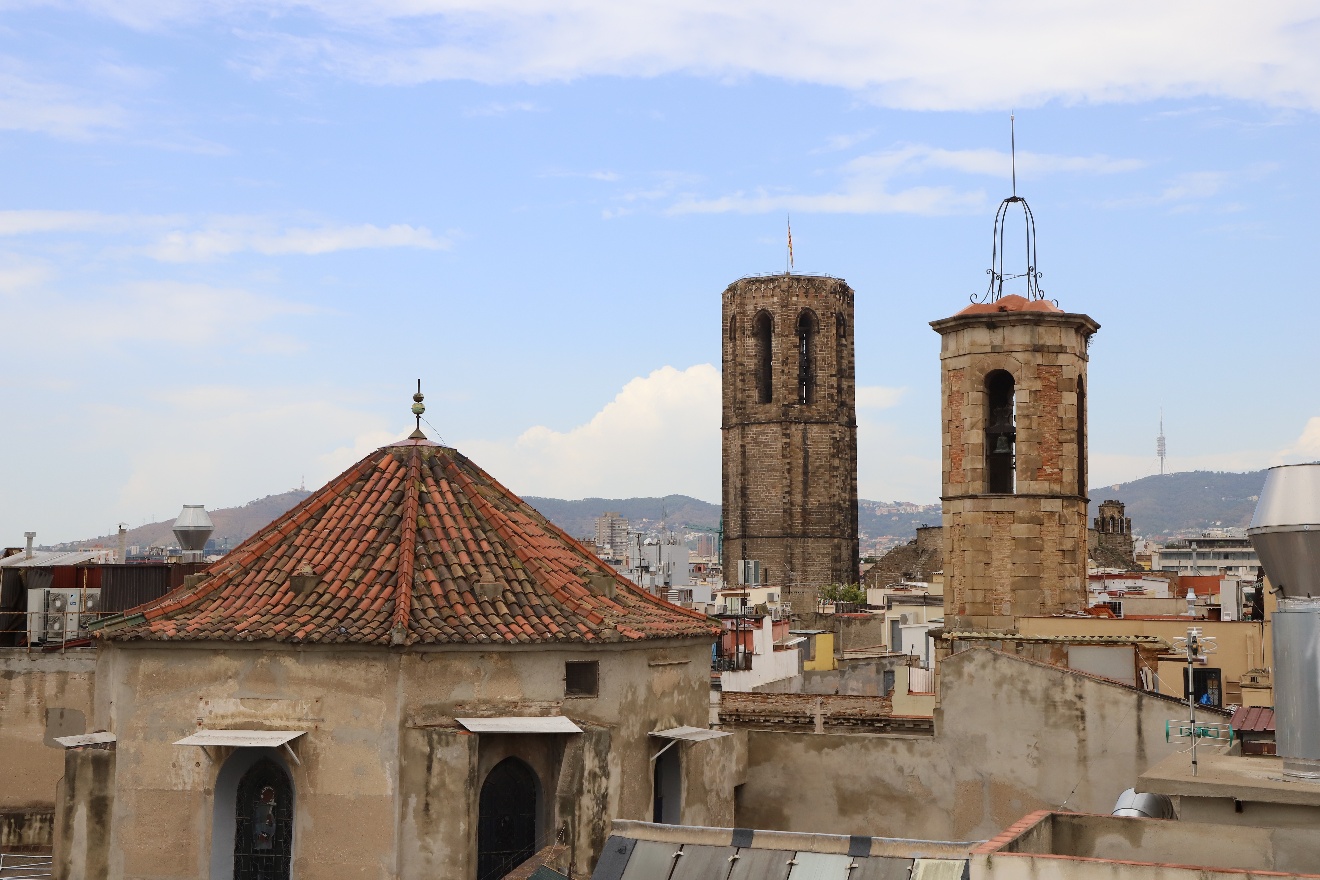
[2,1,1318,542]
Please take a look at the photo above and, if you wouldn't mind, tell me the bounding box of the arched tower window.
[834,313,846,403]
[753,311,773,404]
[728,314,737,341]
[797,309,818,405]
[985,370,1016,494]
[1077,377,1087,497]
[478,758,539,880]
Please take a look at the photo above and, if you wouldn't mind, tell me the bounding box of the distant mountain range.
[55,469,1267,553]
[1087,470,1267,538]
[58,491,313,552]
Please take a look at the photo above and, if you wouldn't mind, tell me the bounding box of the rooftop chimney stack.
[1248,463,1320,779]
[117,523,127,564]
[172,505,213,563]
[23,531,35,560]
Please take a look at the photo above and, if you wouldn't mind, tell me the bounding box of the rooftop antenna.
[409,380,427,440]
[1011,112,1017,198]
[972,113,1044,304]
[1157,410,1167,476]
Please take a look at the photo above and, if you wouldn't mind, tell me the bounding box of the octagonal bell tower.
[932,187,1099,632]
[722,274,858,609]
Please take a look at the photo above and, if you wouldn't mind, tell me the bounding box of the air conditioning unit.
[42,589,100,642]
[25,588,47,645]
[80,590,101,630]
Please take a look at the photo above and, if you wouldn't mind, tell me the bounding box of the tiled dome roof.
[956,294,1062,316]
[104,439,717,645]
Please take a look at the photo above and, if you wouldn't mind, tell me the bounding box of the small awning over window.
[457,716,583,734]
[174,730,306,748]
[54,732,116,748]
[649,726,731,743]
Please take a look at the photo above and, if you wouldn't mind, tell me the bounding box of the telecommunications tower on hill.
[1157,410,1167,476]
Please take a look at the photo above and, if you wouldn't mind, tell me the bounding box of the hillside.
[523,495,721,539]
[1088,470,1266,538]
[63,490,313,552]
[57,469,1263,555]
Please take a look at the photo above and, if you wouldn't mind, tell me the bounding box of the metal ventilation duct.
[1248,463,1320,779]
[1248,463,1320,599]
[172,505,213,554]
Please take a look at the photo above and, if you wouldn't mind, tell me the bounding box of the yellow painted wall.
[804,633,836,671]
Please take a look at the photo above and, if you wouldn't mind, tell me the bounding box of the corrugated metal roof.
[1230,706,1276,732]
[457,716,582,734]
[0,550,113,568]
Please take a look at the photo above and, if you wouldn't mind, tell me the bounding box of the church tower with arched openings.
[931,192,1100,633]
[722,274,859,610]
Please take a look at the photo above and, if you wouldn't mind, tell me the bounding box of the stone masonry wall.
[932,309,1099,632]
[722,275,859,609]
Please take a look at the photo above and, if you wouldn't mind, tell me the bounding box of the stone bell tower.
[722,274,859,608]
[932,193,1099,632]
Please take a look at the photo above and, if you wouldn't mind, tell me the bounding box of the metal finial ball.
[411,401,425,416]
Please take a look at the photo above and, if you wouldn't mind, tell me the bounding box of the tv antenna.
[1166,627,1231,776]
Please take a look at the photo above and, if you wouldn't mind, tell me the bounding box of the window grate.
[565,660,599,697]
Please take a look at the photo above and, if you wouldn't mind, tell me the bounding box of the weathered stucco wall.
[736,648,1192,840]
[0,650,96,813]
[93,636,721,880]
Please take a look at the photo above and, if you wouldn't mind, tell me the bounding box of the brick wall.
[722,275,860,601]
[931,308,1099,632]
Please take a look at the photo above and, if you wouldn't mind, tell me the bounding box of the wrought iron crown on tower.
[973,114,1046,304]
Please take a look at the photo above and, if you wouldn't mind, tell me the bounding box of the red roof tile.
[956,293,1063,316]
[106,439,718,646]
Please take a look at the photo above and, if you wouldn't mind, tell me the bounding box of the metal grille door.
[234,759,293,880]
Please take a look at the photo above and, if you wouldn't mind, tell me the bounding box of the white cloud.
[1277,417,1320,463]
[1,278,317,352]
[0,210,449,260]
[0,67,125,139]
[856,385,905,409]
[90,385,392,535]
[70,1,1320,111]
[0,253,54,293]
[143,221,449,261]
[457,364,720,500]
[669,143,1140,216]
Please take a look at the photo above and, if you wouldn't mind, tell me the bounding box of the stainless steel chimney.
[1248,463,1320,779]
[172,505,214,562]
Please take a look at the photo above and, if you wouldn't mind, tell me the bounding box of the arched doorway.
[233,758,293,880]
[477,758,539,880]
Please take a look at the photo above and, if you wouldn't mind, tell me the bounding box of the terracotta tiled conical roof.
[104,439,717,645]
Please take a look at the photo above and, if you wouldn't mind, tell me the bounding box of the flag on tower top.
[787,215,794,273]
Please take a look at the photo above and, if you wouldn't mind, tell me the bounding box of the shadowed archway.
[477,757,539,880]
